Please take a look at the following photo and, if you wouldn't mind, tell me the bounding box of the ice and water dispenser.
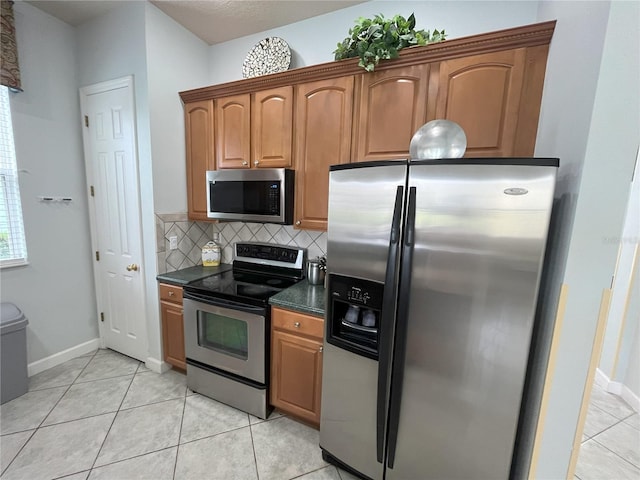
[326,274,384,360]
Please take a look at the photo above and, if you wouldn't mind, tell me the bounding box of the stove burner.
[266,279,284,286]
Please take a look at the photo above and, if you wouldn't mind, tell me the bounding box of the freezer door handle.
[376,185,404,463]
[386,186,416,469]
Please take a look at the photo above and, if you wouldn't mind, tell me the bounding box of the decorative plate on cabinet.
[242,37,291,78]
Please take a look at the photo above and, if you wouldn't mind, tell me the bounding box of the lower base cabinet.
[159,283,186,370]
[270,307,324,427]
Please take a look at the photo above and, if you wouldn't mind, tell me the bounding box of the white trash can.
[1,303,29,404]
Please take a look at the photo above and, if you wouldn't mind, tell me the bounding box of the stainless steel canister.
[306,260,326,285]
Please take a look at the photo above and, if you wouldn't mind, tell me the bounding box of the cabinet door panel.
[252,86,293,168]
[354,64,430,161]
[185,100,214,221]
[295,77,354,231]
[271,329,323,425]
[161,301,186,370]
[436,49,526,157]
[216,94,251,168]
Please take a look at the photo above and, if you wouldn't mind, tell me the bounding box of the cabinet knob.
[254,160,259,166]
[242,161,248,166]
[168,291,174,296]
[294,322,301,328]
[295,220,301,226]
[319,346,323,353]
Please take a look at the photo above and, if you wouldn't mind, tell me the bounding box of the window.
[0,86,27,267]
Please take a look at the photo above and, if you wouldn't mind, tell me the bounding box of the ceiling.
[26,0,366,45]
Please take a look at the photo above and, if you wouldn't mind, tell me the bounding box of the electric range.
[182,242,306,419]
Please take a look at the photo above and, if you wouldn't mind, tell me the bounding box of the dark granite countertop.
[269,280,326,317]
[156,264,232,286]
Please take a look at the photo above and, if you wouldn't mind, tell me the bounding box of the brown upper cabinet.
[215,86,293,169]
[436,48,532,157]
[180,21,556,226]
[294,77,354,231]
[352,64,433,162]
[215,94,251,168]
[184,100,214,221]
[252,87,293,168]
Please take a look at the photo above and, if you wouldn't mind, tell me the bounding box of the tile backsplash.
[155,213,327,274]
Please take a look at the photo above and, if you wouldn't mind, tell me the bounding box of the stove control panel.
[234,242,305,270]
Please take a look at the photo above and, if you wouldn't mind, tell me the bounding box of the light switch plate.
[169,236,178,250]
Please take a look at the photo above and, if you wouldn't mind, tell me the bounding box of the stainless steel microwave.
[206,168,294,224]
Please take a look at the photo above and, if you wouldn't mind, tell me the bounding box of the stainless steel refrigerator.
[319,158,558,480]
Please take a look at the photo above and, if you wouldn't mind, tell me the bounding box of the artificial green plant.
[334,13,446,72]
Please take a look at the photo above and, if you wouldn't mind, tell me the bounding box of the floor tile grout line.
[72,445,179,476]
[178,422,252,448]
[289,465,332,479]
[0,428,37,477]
[118,393,188,413]
[2,353,101,477]
[591,436,640,471]
[589,415,630,440]
[589,399,635,421]
[248,420,261,480]
[87,371,138,473]
[172,390,188,480]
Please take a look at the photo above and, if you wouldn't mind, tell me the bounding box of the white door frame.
[79,75,148,360]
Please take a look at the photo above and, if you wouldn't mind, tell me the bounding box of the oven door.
[183,294,267,385]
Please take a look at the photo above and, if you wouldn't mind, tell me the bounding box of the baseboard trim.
[28,338,101,377]
[621,384,640,413]
[145,356,171,374]
[595,368,640,413]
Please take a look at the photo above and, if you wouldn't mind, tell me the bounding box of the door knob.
[126,264,139,271]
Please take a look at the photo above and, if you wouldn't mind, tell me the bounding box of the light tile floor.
[5,349,636,480]
[575,381,640,479]
[0,349,357,480]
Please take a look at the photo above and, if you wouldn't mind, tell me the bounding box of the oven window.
[197,311,248,360]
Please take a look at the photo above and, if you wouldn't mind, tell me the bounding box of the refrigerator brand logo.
[503,187,529,196]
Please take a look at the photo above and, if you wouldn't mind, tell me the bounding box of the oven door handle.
[183,291,267,316]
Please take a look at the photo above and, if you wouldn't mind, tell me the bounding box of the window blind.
[0,85,27,267]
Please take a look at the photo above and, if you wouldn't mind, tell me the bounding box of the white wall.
[600,151,640,387]
[207,0,538,85]
[75,1,162,363]
[145,2,210,214]
[523,1,640,477]
[1,2,99,364]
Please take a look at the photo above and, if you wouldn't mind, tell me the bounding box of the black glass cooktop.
[184,269,300,308]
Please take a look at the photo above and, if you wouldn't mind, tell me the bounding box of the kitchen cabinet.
[184,100,214,221]
[181,21,555,228]
[294,77,354,231]
[435,47,546,157]
[271,307,324,427]
[352,64,433,162]
[159,283,186,370]
[216,86,293,169]
[215,94,250,168]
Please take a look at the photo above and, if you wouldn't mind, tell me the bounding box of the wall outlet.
[213,232,220,243]
[169,235,178,250]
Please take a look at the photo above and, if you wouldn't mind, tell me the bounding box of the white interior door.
[80,76,147,361]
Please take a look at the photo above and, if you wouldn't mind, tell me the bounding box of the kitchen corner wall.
[155,213,327,273]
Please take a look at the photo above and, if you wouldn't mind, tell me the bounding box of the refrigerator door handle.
[376,185,404,463]
[386,186,416,469]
